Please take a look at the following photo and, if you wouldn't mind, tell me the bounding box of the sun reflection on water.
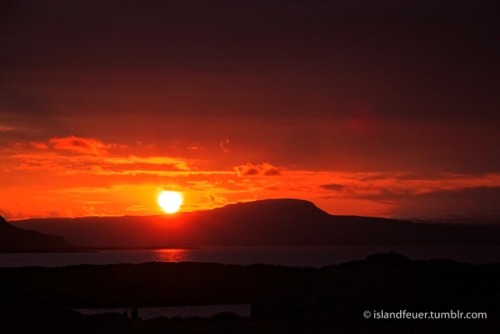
[153,249,188,263]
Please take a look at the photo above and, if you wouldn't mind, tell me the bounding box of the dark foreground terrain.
[1,253,499,333]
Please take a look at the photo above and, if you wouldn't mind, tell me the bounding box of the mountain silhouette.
[11,199,500,248]
[0,215,73,251]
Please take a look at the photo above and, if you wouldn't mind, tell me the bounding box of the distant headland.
[9,199,500,249]
[0,215,73,252]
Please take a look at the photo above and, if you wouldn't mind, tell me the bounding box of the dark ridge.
[11,199,500,248]
[0,215,73,252]
[210,198,330,218]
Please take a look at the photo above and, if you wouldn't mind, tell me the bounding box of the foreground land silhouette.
[1,253,499,333]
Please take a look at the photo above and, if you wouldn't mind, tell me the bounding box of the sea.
[1,245,500,268]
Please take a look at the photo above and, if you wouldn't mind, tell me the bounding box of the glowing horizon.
[2,134,500,220]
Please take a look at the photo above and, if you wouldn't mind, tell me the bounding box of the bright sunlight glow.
[157,191,183,214]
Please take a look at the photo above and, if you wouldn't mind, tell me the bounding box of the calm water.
[76,304,251,319]
[1,245,500,268]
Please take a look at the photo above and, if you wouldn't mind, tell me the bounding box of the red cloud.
[234,163,281,177]
[50,136,109,155]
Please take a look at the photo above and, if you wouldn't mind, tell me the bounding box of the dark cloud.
[234,163,281,177]
[375,186,500,218]
[263,168,281,176]
[320,184,345,191]
[2,0,498,123]
[50,136,109,155]
[1,0,499,176]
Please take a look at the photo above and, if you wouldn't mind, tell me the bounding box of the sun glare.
[157,191,183,214]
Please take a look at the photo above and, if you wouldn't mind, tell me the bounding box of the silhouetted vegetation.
[1,253,499,333]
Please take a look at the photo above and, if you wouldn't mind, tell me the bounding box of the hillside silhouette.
[1,253,498,333]
[0,215,73,251]
[11,199,500,248]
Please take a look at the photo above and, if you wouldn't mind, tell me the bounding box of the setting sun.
[157,191,183,214]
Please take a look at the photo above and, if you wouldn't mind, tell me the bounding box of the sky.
[1,0,499,220]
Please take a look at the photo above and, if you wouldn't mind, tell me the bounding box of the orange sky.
[2,133,500,220]
[1,1,499,220]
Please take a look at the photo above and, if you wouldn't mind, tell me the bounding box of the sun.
[157,191,183,214]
